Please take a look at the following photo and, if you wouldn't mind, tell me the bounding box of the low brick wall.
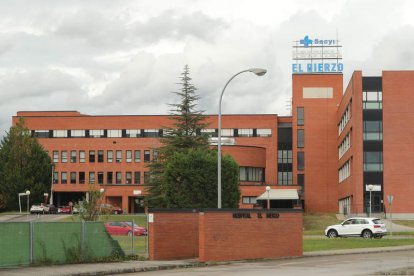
[148,210,199,260]
[148,209,303,262]
[199,209,303,262]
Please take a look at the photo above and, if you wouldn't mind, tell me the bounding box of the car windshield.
[373,219,383,224]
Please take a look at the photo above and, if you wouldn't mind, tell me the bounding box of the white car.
[325,217,387,239]
[30,203,47,214]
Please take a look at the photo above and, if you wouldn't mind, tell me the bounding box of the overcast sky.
[0,0,413,137]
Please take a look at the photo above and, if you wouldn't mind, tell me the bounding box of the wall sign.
[232,212,280,219]
[292,35,343,74]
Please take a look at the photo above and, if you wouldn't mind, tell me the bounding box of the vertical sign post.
[387,195,394,236]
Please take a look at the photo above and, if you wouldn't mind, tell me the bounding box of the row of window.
[52,150,154,163]
[338,132,351,159]
[338,103,351,135]
[339,159,351,182]
[239,167,265,182]
[33,128,272,138]
[53,171,150,185]
[363,121,383,141]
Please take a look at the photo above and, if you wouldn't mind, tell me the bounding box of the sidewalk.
[3,246,414,276]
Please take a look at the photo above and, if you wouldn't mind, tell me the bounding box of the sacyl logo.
[299,35,337,47]
[300,35,313,47]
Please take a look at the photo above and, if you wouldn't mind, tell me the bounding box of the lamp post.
[217,68,267,209]
[265,186,271,210]
[50,165,54,205]
[25,190,30,214]
[367,184,374,217]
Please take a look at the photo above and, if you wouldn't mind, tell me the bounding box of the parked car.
[30,203,47,214]
[325,217,387,239]
[104,221,147,236]
[58,205,78,214]
[45,204,58,214]
[99,204,123,215]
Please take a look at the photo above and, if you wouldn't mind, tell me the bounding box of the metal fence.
[0,217,148,267]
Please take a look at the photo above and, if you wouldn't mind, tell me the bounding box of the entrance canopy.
[256,189,299,200]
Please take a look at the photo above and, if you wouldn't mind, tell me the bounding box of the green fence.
[0,220,147,267]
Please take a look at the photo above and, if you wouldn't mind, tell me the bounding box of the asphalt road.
[3,214,69,222]
[127,250,414,276]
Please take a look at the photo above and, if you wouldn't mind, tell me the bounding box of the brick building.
[12,70,414,217]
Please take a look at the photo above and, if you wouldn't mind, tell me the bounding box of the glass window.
[98,172,104,184]
[89,150,95,163]
[221,129,234,137]
[71,130,85,137]
[79,172,85,184]
[363,121,383,141]
[53,151,59,163]
[34,130,49,138]
[79,151,85,163]
[201,129,217,137]
[126,150,132,162]
[89,130,104,138]
[89,172,95,184]
[297,152,305,171]
[297,107,304,126]
[364,152,383,171]
[53,130,68,138]
[70,150,77,163]
[239,167,265,182]
[153,150,158,162]
[144,150,150,162]
[126,129,141,138]
[238,129,253,137]
[107,150,113,163]
[298,174,304,195]
[61,151,67,163]
[126,172,132,184]
[116,150,122,163]
[134,150,141,162]
[107,172,113,184]
[242,196,257,204]
[134,172,141,184]
[107,129,122,138]
[297,129,304,148]
[61,172,67,184]
[70,172,76,184]
[256,129,272,137]
[53,172,58,184]
[116,172,122,184]
[278,150,292,164]
[143,129,159,137]
[98,150,104,163]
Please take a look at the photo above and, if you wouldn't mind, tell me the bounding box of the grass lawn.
[59,214,147,226]
[304,237,414,252]
[112,236,147,255]
[392,220,414,228]
[303,213,341,235]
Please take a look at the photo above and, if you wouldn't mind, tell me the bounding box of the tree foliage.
[0,119,53,211]
[145,65,240,208]
[77,186,104,221]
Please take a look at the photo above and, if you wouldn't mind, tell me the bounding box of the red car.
[58,206,79,214]
[104,221,147,236]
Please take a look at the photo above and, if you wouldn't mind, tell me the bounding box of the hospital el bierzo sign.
[292,35,343,74]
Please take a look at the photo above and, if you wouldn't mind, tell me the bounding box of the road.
[126,250,414,276]
[1,214,69,222]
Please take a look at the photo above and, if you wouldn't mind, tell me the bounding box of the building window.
[89,172,95,184]
[239,167,264,182]
[143,129,159,137]
[278,150,292,164]
[98,172,104,184]
[34,130,49,138]
[98,150,104,163]
[237,129,253,137]
[79,172,85,184]
[61,172,67,184]
[89,150,95,163]
[144,150,150,162]
[107,129,122,138]
[126,150,132,163]
[363,121,383,141]
[201,129,217,137]
[242,196,257,204]
[61,151,67,163]
[256,129,272,137]
[298,174,305,195]
[339,132,352,158]
[277,171,293,185]
[134,150,141,162]
[297,129,304,148]
[107,150,113,163]
[70,172,76,184]
[116,150,122,163]
[363,152,383,172]
[71,130,85,137]
[339,159,351,182]
[116,172,122,184]
[338,103,352,135]
[53,130,68,138]
[126,172,132,184]
[89,129,104,138]
[297,107,304,126]
[79,151,85,163]
[53,151,59,163]
[153,150,158,162]
[134,172,141,184]
[107,172,113,184]
[297,152,304,171]
[144,172,150,184]
[126,129,141,138]
[70,150,77,163]
[53,172,58,184]
[221,129,234,137]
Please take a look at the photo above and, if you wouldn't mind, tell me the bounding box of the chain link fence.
[0,215,148,267]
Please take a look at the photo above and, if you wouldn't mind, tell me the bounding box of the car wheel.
[327,229,338,238]
[127,231,133,237]
[362,230,373,239]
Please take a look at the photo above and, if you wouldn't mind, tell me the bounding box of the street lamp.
[217,68,267,209]
[367,184,374,217]
[25,190,30,214]
[265,186,271,210]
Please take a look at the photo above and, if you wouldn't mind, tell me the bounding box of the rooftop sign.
[292,35,343,74]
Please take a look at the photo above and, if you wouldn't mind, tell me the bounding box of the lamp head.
[25,190,30,195]
[100,188,105,193]
[367,184,374,191]
[248,68,267,76]
[265,186,271,192]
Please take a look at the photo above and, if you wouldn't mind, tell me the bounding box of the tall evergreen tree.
[0,119,53,211]
[145,65,240,208]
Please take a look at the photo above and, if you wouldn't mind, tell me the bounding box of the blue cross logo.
[300,35,313,48]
